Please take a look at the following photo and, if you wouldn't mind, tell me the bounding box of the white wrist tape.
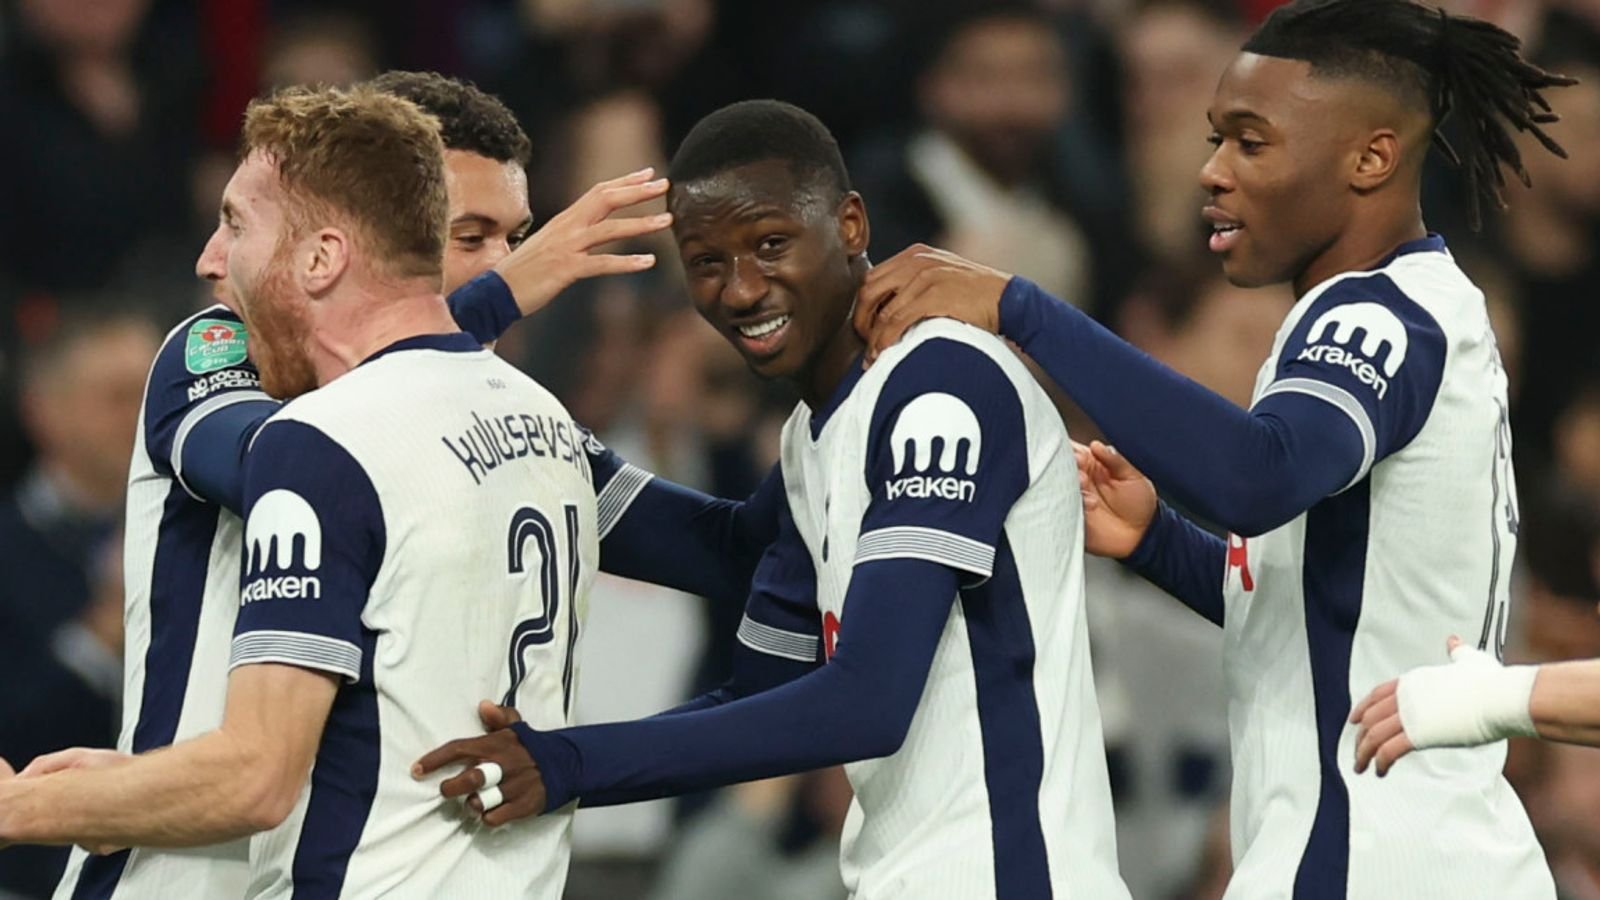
[1396,645,1538,749]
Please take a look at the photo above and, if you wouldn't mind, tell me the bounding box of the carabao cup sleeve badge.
[185,318,250,374]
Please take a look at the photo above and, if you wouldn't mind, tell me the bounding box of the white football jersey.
[56,307,269,900]
[1221,236,1553,898]
[230,333,597,898]
[778,320,1127,900]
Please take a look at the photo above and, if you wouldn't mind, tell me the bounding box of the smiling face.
[672,160,868,390]
[1200,52,1363,289]
[441,148,532,294]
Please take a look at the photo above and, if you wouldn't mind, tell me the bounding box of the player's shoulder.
[1313,236,1478,331]
[868,318,1031,391]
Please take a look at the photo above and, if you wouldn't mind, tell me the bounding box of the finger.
[1349,680,1397,722]
[574,253,657,280]
[588,167,656,192]
[413,739,480,778]
[1374,732,1415,777]
[483,793,543,827]
[1091,442,1139,480]
[0,757,13,778]
[465,793,484,814]
[439,760,496,799]
[19,748,85,778]
[1446,635,1464,657]
[854,274,904,337]
[589,179,671,219]
[579,212,673,249]
[860,243,931,288]
[1355,711,1404,771]
[478,700,508,731]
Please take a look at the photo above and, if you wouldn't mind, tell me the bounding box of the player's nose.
[1199,149,1234,195]
[196,226,228,282]
[721,254,769,312]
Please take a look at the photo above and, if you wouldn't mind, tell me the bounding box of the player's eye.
[757,235,789,255]
[508,230,530,248]
[1206,132,1223,148]
[455,235,485,248]
[1238,137,1265,154]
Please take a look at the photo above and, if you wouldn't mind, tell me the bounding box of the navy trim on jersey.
[290,628,381,897]
[360,331,483,366]
[1291,478,1372,898]
[71,486,222,899]
[962,535,1052,898]
[1371,232,1446,269]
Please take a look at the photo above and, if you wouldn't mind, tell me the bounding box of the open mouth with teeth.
[733,313,793,358]
[1209,222,1243,253]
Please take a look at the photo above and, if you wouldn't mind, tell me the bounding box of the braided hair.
[1244,0,1578,229]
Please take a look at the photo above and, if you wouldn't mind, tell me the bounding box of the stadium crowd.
[0,0,1596,898]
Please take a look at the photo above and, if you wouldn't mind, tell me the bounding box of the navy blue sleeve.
[575,506,822,808]
[513,557,956,810]
[446,270,523,344]
[231,420,385,683]
[856,336,1030,582]
[997,276,1442,535]
[1123,502,1227,626]
[584,427,782,605]
[143,310,279,511]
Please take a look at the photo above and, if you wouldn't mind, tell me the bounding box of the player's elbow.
[230,747,307,833]
[848,694,918,759]
[1201,481,1303,538]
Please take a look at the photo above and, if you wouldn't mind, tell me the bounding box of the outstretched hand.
[495,167,672,317]
[413,700,546,827]
[1075,441,1157,559]
[854,244,1011,364]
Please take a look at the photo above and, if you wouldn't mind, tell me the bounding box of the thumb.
[1446,635,1468,661]
[0,757,14,778]
[1091,441,1139,480]
[478,700,510,731]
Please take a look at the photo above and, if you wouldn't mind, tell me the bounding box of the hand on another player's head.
[413,700,544,827]
[494,168,672,317]
[1074,441,1158,560]
[855,244,1011,365]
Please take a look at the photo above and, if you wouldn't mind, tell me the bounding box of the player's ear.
[302,227,351,296]
[1352,129,1402,191]
[838,191,869,259]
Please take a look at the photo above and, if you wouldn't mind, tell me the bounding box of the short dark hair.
[367,70,532,167]
[1244,0,1577,230]
[669,100,850,204]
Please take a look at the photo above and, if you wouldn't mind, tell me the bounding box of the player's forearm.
[601,469,781,605]
[998,278,1358,535]
[520,560,955,810]
[1124,502,1226,626]
[1529,660,1600,746]
[0,730,291,848]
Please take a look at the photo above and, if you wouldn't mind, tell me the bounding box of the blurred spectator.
[1513,487,1600,664]
[646,770,851,900]
[1533,742,1600,900]
[261,12,378,91]
[1554,381,1600,500]
[0,307,154,900]
[1494,48,1600,469]
[852,4,1136,314]
[1120,1,1243,272]
[0,308,156,642]
[0,0,200,297]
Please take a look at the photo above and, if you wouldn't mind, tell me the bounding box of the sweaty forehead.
[670,160,823,229]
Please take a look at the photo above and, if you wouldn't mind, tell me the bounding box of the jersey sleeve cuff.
[735,613,820,663]
[854,526,995,578]
[170,390,275,500]
[229,630,362,683]
[596,463,653,539]
[1255,377,1375,491]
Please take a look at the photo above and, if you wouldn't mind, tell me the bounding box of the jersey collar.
[361,331,483,366]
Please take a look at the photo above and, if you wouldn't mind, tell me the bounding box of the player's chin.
[1218,255,1279,290]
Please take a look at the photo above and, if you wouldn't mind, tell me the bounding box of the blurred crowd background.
[0,0,1596,898]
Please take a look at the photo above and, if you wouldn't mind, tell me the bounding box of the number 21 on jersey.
[504,503,582,713]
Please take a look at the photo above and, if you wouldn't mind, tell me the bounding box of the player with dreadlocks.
[854,0,1576,896]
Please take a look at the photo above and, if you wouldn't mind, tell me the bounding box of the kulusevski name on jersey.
[441,409,592,486]
[881,392,981,503]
